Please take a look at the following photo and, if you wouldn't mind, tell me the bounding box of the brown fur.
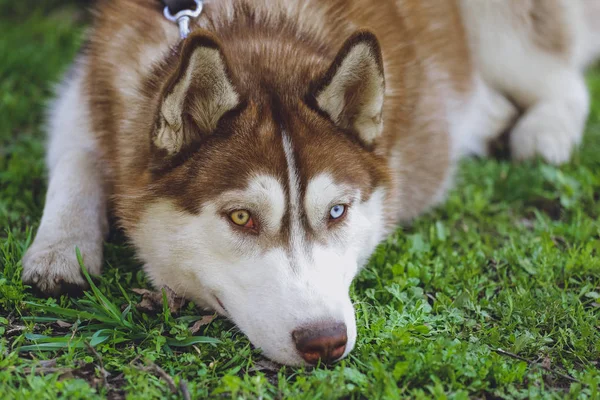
[513,0,571,57]
[22,0,600,363]
[81,0,472,236]
[530,0,569,55]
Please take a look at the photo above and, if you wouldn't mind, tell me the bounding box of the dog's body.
[23,0,600,365]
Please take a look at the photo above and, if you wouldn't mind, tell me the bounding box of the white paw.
[22,236,103,296]
[510,105,584,165]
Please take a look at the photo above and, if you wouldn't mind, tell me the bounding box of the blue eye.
[329,204,346,220]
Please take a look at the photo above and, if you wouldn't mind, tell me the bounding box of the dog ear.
[153,31,240,156]
[310,31,385,146]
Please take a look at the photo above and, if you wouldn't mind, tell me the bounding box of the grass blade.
[166,336,221,347]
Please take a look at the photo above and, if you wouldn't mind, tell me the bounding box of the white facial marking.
[219,175,286,234]
[305,173,387,266]
[281,130,304,257]
[132,170,387,366]
[305,173,357,230]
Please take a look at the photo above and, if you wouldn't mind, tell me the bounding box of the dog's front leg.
[22,69,108,296]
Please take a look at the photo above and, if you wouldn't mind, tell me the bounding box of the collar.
[163,0,204,39]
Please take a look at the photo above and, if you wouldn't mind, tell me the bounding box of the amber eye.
[229,210,255,229]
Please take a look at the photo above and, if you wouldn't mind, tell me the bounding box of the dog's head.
[130,30,391,365]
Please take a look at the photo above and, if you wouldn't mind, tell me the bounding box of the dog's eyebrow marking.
[282,129,305,269]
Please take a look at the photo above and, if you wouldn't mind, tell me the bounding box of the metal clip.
[164,0,204,39]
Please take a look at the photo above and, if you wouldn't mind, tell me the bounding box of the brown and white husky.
[22,0,600,365]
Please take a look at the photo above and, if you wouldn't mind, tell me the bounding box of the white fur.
[282,131,304,252]
[579,1,600,68]
[304,174,357,230]
[25,0,599,365]
[130,169,386,365]
[452,75,518,158]
[22,63,108,294]
[459,0,591,164]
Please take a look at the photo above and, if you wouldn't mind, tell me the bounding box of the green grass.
[1,2,600,399]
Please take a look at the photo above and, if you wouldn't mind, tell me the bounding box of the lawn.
[1,1,599,399]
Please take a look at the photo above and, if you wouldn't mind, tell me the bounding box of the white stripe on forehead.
[305,173,359,230]
[282,130,304,254]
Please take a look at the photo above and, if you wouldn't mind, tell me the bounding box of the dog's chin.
[258,345,353,367]
[187,296,304,365]
[186,302,356,366]
[187,292,229,317]
[213,302,357,367]
[258,346,309,367]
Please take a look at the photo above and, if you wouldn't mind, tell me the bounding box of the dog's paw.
[510,105,583,165]
[22,238,102,297]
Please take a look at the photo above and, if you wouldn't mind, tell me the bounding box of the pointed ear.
[310,31,385,146]
[153,31,241,156]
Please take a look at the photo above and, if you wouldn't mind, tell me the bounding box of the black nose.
[292,322,347,364]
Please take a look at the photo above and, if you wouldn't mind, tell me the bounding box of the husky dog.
[22,0,600,365]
